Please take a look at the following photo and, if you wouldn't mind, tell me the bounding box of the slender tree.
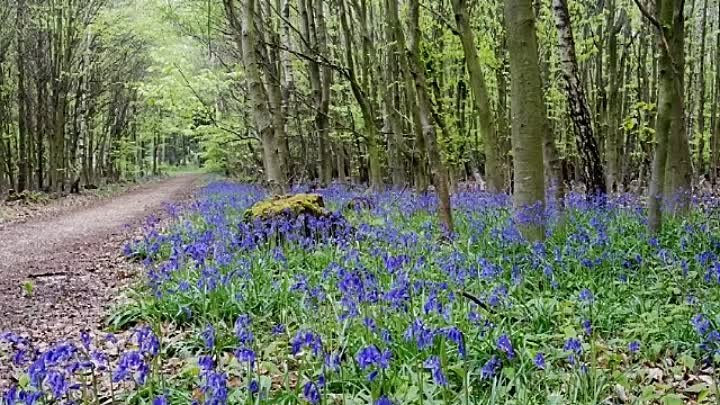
[551,0,606,195]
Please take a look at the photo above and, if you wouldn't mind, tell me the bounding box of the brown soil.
[0,174,203,343]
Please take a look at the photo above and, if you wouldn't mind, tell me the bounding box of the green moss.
[244,193,328,221]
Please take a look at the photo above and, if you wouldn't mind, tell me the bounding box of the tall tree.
[226,0,285,193]
[637,0,691,233]
[406,0,453,233]
[451,0,503,193]
[505,0,547,240]
[551,0,606,195]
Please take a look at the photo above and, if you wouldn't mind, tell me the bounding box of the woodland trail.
[0,174,202,343]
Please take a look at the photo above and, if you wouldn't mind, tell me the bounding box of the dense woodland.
[0,0,716,234]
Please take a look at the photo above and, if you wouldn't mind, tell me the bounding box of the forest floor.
[0,174,203,345]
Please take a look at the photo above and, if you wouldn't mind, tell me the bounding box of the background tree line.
[0,0,199,196]
[208,0,708,236]
[0,0,712,237]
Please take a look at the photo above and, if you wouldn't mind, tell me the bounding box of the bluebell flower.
[291,330,323,356]
[153,395,168,405]
[381,329,392,344]
[564,337,583,365]
[442,326,466,358]
[235,315,254,345]
[497,334,515,359]
[533,352,546,369]
[271,324,286,336]
[135,326,160,357]
[203,370,228,405]
[46,370,68,399]
[202,325,215,350]
[628,341,640,353]
[357,345,381,370]
[423,356,448,386]
[325,351,342,371]
[302,381,320,404]
[582,319,592,335]
[692,314,711,336]
[249,379,259,394]
[199,355,215,371]
[481,355,501,379]
[403,319,435,350]
[18,390,41,405]
[80,330,92,350]
[3,385,17,405]
[375,396,393,405]
[113,350,146,384]
[235,348,256,367]
[578,288,594,304]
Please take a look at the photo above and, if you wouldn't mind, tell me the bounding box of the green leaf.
[662,394,686,405]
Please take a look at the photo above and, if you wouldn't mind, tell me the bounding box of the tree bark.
[451,0,502,193]
[406,0,453,233]
[337,0,382,190]
[505,0,547,240]
[551,0,605,195]
[233,0,284,193]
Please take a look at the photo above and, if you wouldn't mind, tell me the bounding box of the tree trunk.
[551,0,605,195]
[645,0,690,233]
[713,3,720,181]
[696,0,708,174]
[505,0,547,240]
[16,0,29,192]
[337,0,382,190]
[451,0,502,193]
[406,0,453,233]
[235,0,284,193]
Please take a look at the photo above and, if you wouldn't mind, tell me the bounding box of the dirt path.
[0,174,202,343]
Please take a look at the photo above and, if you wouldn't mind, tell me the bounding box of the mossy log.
[244,193,329,222]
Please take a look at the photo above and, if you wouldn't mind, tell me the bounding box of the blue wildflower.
[564,337,583,365]
[357,345,381,369]
[325,351,342,371]
[302,381,320,404]
[497,334,515,359]
[423,356,448,386]
[46,370,67,399]
[135,326,160,357]
[692,314,711,336]
[80,330,92,350]
[533,352,546,369]
[202,325,215,350]
[578,288,594,304]
[628,341,640,353]
[153,395,168,405]
[481,355,501,379]
[271,324,285,336]
[198,355,215,371]
[376,396,393,405]
[249,379,259,394]
[235,315,254,345]
[291,330,323,356]
[235,348,256,367]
